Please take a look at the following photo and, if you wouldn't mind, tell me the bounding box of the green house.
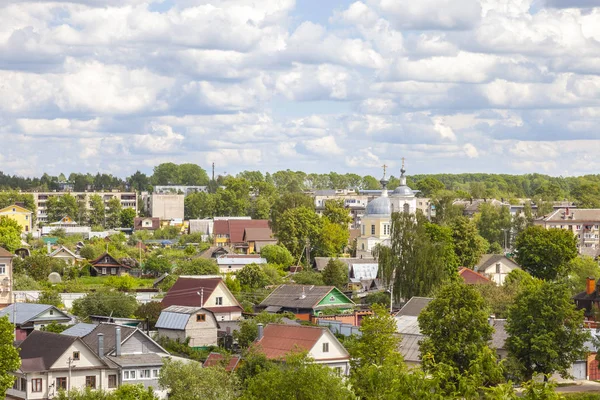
[258,285,354,316]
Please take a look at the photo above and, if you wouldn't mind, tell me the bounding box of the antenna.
[197,288,204,306]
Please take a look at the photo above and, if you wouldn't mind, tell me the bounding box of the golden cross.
[382,164,388,176]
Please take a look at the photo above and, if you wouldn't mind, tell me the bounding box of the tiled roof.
[161,277,223,308]
[19,331,78,372]
[214,219,270,243]
[0,246,13,257]
[243,227,274,242]
[458,267,491,285]
[254,324,327,360]
[397,297,433,317]
[259,284,353,310]
[203,353,241,371]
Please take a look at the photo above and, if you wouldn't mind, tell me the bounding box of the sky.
[1,0,600,178]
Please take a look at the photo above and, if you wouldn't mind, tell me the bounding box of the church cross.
[382,164,388,177]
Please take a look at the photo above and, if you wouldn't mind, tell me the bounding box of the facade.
[162,276,244,321]
[189,219,214,240]
[242,227,277,253]
[474,254,521,285]
[0,303,72,340]
[213,218,270,252]
[0,204,33,233]
[90,253,131,276]
[153,185,210,196]
[253,324,351,375]
[134,217,160,231]
[31,191,137,225]
[144,194,185,221]
[534,208,600,256]
[156,306,219,347]
[216,254,267,273]
[49,246,83,265]
[312,190,369,229]
[41,216,91,236]
[0,247,13,308]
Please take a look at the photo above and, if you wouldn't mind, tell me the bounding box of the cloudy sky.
[1,0,600,178]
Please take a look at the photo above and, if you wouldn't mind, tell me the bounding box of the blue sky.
[1,0,600,178]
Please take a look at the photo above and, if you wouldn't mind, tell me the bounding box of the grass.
[75,276,155,290]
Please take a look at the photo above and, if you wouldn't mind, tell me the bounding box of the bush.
[79,245,97,260]
[174,259,218,275]
[72,290,138,320]
[13,274,43,290]
[37,290,62,307]
[41,322,71,333]
[105,275,136,291]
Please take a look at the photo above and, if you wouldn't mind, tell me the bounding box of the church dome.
[366,196,391,216]
[392,162,414,197]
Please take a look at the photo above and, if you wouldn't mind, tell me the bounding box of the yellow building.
[0,204,33,233]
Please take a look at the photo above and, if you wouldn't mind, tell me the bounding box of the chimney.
[587,277,596,295]
[115,327,121,356]
[488,314,496,327]
[97,333,104,357]
[257,323,264,341]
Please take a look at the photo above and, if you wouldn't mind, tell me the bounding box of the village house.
[90,253,131,276]
[458,267,492,285]
[49,245,83,265]
[474,254,521,285]
[161,276,244,321]
[0,247,14,308]
[258,285,355,321]
[0,303,72,340]
[213,218,270,253]
[0,204,33,233]
[242,227,277,253]
[134,217,161,231]
[216,254,267,273]
[41,216,91,236]
[252,324,351,375]
[156,306,219,348]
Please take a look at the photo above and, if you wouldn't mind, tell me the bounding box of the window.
[56,377,67,390]
[361,243,364,250]
[12,208,15,212]
[329,296,336,302]
[371,225,375,235]
[108,375,117,388]
[403,203,410,213]
[111,268,117,275]
[21,378,26,391]
[196,314,206,322]
[0,264,5,275]
[72,351,80,361]
[496,263,501,274]
[32,379,42,392]
[141,369,151,379]
[49,309,54,316]
[123,371,130,380]
[152,369,159,378]
[130,370,136,379]
[361,225,365,235]
[323,342,329,352]
[216,297,223,305]
[102,267,107,275]
[85,376,96,389]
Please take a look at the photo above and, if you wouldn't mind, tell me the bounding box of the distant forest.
[0,163,599,207]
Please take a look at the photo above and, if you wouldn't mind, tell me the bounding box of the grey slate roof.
[398,333,421,362]
[475,254,520,273]
[62,323,97,337]
[19,330,78,372]
[107,353,164,367]
[396,297,433,317]
[349,263,379,282]
[259,284,354,310]
[0,303,70,325]
[81,324,137,356]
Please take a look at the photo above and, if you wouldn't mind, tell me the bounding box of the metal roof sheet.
[216,257,267,265]
[61,323,97,337]
[350,263,378,280]
[0,303,69,324]
[395,315,421,335]
[156,312,191,331]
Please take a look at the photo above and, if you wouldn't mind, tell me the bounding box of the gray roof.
[490,319,508,350]
[62,323,97,337]
[107,353,164,367]
[398,333,421,362]
[314,257,376,272]
[397,297,433,317]
[216,257,267,265]
[392,186,414,196]
[365,195,391,216]
[81,323,137,356]
[350,263,378,281]
[259,284,354,310]
[395,315,420,335]
[475,254,520,273]
[156,306,212,330]
[19,331,80,372]
[0,303,70,325]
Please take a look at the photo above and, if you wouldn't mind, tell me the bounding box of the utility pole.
[67,356,73,399]
[305,238,310,267]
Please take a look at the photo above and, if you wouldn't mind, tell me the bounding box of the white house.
[156,306,219,347]
[474,254,521,285]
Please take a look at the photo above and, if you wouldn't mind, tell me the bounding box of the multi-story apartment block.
[309,190,369,229]
[31,192,137,225]
[534,208,600,256]
[140,193,184,221]
[153,185,210,196]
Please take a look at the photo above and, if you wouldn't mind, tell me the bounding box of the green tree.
[234,312,285,348]
[159,359,239,400]
[363,291,391,308]
[72,291,138,320]
[276,206,323,260]
[243,352,353,400]
[0,216,22,252]
[152,163,181,185]
[291,270,324,286]
[450,216,488,268]
[415,177,445,197]
[120,208,136,229]
[515,225,578,280]
[41,322,70,333]
[0,316,20,397]
[88,194,106,227]
[260,244,294,268]
[319,218,349,257]
[19,254,68,280]
[79,245,97,260]
[127,171,150,192]
[144,256,172,275]
[37,289,62,307]
[185,192,217,219]
[174,259,218,275]
[237,263,269,289]
[270,193,314,233]
[432,190,464,225]
[476,203,512,249]
[134,301,163,330]
[322,199,352,226]
[418,282,496,376]
[105,197,122,229]
[178,163,209,186]
[506,280,588,381]
[322,259,348,290]
[567,256,600,295]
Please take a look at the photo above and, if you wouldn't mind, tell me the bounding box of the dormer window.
[104,257,110,263]
[329,296,335,302]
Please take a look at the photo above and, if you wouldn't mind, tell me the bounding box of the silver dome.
[366,196,391,216]
[392,185,414,196]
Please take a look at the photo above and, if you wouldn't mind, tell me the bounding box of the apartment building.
[310,190,369,229]
[534,208,600,256]
[31,192,137,225]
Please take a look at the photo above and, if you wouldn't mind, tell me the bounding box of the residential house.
[62,322,170,398]
[348,263,379,293]
[573,277,600,319]
[216,254,267,273]
[142,194,184,221]
[49,245,83,265]
[41,216,91,236]
[0,204,33,233]
[258,285,355,321]
[0,303,72,340]
[189,219,214,240]
[458,267,492,285]
[242,227,276,253]
[156,306,219,348]
[535,208,600,257]
[252,324,351,375]
[203,353,241,371]
[0,247,14,308]
[7,330,117,400]
[134,217,160,231]
[198,246,233,259]
[213,218,270,252]
[153,185,211,196]
[453,198,508,218]
[314,257,377,272]
[474,254,521,285]
[90,253,131,276]
[162,276,244,321]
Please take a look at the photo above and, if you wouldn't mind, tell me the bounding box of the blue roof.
[0,303,68,324]
[61,323,97,337]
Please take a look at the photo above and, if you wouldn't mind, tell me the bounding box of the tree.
[79,245,97,260]
[291,270,324,286]
[0,216,22,252]
[37,289,62,307]
[174,259,218,275]
[322,199,352,226]
[234,312,284,348]
[88,195,105,227]
[515,225,578,280]
[19,254,68,281]
[178,163,209,186]
[237,263,269,289]
[134,301,163,329]
[243,352,353,400]
[72,291,138,320]
[270,193,314,233]
[0,316,20,397]
[567,256,600,295]
[450,216,488,268]
[418,282,495,376]
[41,322,70,333]
[363,291,391,308]
[120,208,136,229]
[185,192,216,219]
[144,256,172,275]
[152,163,181,185]
[432,190,464,225]
[260,244,294,268]
[127,171,150,192]
[56,384,158,400]
[105,197,122,229]
[506,280,588,381]
[276,206,323,260]
[476,203,512,249]
[415,177,445,197]
[322,259,348,290]
[319,218,349,257]
[159,359,239,400]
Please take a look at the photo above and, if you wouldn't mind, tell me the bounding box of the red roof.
[203,353,241,371]
[458,267,491,285]
[253,324,329,360]
[161,277,224,308]
[213,220,270,243]
[0,247,13,258]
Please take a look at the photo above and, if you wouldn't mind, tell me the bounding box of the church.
[356,161,417,258]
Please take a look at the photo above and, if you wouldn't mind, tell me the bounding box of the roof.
[107,353,164,367]
[458,267,492,285]
[259,284,354,310]
[491,319,508,350]
[156,306,212,330]
[397,297,433,317]
[213,219,270,243]
[203,353,241,371]
[81,323,137,356]
[314,257,376,272]
[366,195,391,216]
[538,208,600,223]
[134,217,160,230]
[197,246,233,259]
[205,306,243,314]
[0,204,32,213]
[243,227,275,242]
[61,323,97,337]
[49,246,81,259]
[475,254,520,273]
[350,263,378,281]
[398,333,421,362]
[90,252,129,269]
[395,315,421,335]
[0,246,13,258]
[161,276,228,308]
[254,324,331,360]
[0,303,70,324]
[19,330,78,372]
[216,256,267,265]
